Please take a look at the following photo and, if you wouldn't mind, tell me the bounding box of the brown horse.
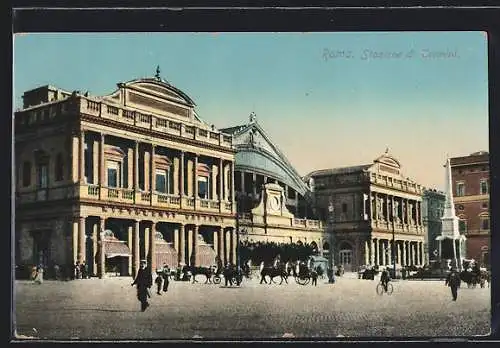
[260,264,288,285]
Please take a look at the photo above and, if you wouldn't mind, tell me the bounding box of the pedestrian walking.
[131,260,153,311]
[154,270,163,295]
[311,269,318,286]
[162,265,170,292]
[445,268,461,301]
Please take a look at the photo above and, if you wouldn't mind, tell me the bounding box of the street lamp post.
[328,200,335,284]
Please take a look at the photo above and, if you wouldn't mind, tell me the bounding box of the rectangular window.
[22,161,31,186]
[342,203,348,213]
[38,164,48,188]
[155,169,167,193]
[480,179,489,195]
[481,219,489,231]
[456,182,465,197]
[198,176,208,199]
[106,161,120,188]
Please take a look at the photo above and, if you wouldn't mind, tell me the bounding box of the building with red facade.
[450,151,490,267]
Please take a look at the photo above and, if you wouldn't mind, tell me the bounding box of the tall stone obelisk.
[436,158,466,271]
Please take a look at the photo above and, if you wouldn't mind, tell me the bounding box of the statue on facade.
[249,112,257,123]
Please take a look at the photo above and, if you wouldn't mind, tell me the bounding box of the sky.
[13,32,489,190]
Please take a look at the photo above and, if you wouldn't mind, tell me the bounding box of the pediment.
[103,78,195,119]
[104,145,126,159]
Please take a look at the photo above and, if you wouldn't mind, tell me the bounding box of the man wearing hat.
[131,260,153,311]
[445,267,461,301]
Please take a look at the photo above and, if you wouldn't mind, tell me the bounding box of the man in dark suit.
[131,260,153,311]
[445,268,461,301]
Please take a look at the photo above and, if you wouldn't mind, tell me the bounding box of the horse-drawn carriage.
[460,269,490,288]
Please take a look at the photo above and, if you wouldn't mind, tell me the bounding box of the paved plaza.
[14,273,490,340]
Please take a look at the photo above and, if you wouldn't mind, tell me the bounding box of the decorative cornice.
[80,113,236,155]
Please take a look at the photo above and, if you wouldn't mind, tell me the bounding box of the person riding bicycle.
[380,267,391,292]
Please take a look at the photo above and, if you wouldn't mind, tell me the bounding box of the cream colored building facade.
[306,150,426,271]
[15,76,237,278]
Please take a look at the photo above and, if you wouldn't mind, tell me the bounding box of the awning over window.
[196,244,217,267]
[155,242,178,269]
[104,240,131,258]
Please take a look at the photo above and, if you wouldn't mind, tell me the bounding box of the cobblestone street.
[14,273,490,340]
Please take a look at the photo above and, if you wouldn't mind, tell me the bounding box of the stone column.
[127,148,133,189]
[145,226,150,260]
[192,225,199,266]
[420,242,424,265]
[371,194,375,220]
[79,130,85,184]
[407,199,411,225]
[127,226,133,276]
[370,239,375,265]
[232,228,238,265]
[173,227,179,255]
[186,227,192,266]
[194,155,199,202]
[391,196,395,223]
[365,240,369,265]
[211,163,217,200]
[71,133,79,183]
[230,162,235,213]
[374,239,379,265]
[397,242,402,265]
[150,145,156,194]
[133,220,140,277]
[180,151,185,208]
[99,134,105,198]
[92,222,98,276]
[92,139,99,184]
[72,220,78,265]
[417,201,421,226]
[134,141,139,189]
[179,224,185,265]
[99,217,106,278]
[402,241,407,267]
[225,228,231,265]
[78,216,86,263]
[213,228,219,258]
[218,227,223,262]
[385,194,390,222]
[388,240,393,266]
[219,159,224,213]
[149,222,156,272]
[240,171,245,196]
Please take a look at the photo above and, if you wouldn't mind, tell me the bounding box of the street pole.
[328,200,335,284]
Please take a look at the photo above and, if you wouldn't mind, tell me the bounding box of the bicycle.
[376,281,393,295]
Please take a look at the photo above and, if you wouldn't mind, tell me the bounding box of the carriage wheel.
[376,283,384,295]
[213,275,221,284]
[296,277,310,286]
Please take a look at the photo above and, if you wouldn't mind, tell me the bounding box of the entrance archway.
[338,241,353,272]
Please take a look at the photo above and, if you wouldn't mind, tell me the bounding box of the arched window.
[55,153,64,181]
[22,161,31,186]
